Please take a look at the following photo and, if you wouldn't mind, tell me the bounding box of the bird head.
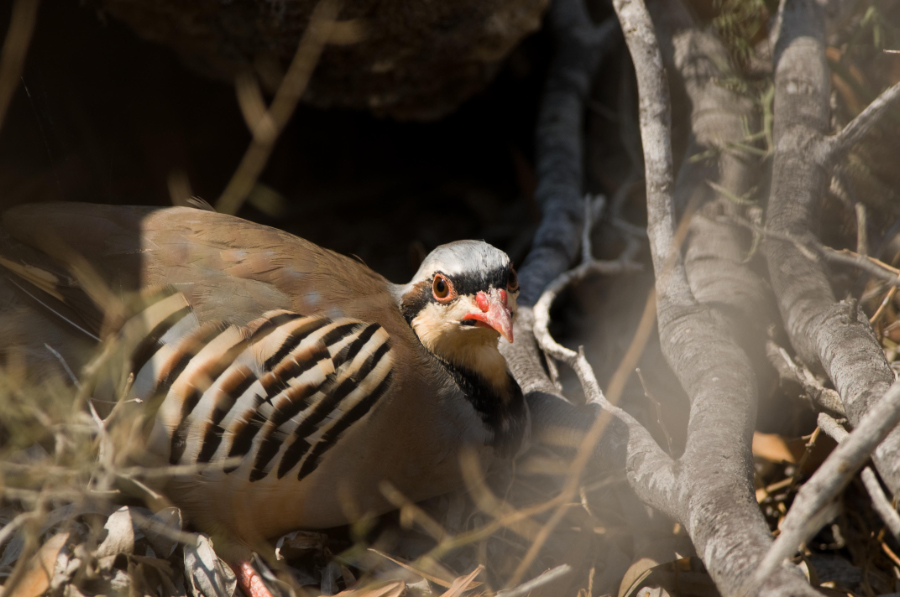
[398,241,518,382]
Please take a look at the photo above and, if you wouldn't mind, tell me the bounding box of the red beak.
[462,288,514,343]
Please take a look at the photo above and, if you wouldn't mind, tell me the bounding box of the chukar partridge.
[0,202,529,596]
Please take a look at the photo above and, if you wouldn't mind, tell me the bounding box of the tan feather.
[0,203,526,548]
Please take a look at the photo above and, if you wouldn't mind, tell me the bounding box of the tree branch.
[517,0,621,306]
[763,0,900,496]
[816,413,900,542]
[765,341,846,416]
[825,80,900,164]
[0,0,40,136]
[742,380,900,594]
[611,1,818,595]
[503,0,627,454]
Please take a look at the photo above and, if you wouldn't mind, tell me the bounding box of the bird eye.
[432,274,452,300]
[508,268,519,291]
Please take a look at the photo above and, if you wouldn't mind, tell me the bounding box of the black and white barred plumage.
[118,290,395,485]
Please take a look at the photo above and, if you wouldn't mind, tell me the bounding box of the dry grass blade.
[0,511,38,550]
[216,0,363,214]
[439,564,484,597]
[334,580,406,597]
[367,548,459,589]
[496,564,572,597]
[0,0,40,134]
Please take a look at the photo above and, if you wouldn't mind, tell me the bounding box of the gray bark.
[512,0,817,594]
[610,0,817,595]
[744,379,900,594]
[503,0,621,430]
[763,0,900,495]
[509,0,900,595]
[518,0,620,306]
[817,413,900,541]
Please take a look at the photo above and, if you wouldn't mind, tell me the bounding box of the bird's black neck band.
[440,359,527,458]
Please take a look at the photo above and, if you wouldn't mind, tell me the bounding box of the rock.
[91,0,549,120]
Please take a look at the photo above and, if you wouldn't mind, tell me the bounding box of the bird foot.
[234,559,275,597]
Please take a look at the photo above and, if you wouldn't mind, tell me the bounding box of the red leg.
[234,560,275,597]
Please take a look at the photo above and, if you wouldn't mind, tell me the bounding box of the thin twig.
[816,413,900,542]
[604,288,656,407]
[215,0,347,214]
[520,209,645,587]
[826,81,900,163]
[820,247,900,288]
[856,203,868,258]
[0,0,40,135]
[788,427,821,494]
[43,344,81,389]
[769,342,846,416]
[520,216,642,585]
[742,379,900,595]
[870,285,897,326]
[726,213,900,290]
[496,564,572,597]
[0,511,38,549]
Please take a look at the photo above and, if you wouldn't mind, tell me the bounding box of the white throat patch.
[410,296,511,394]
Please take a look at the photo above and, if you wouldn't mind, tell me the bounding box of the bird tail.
[0,228,196,387]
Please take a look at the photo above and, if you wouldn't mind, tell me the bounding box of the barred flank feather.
[118,293,394,483]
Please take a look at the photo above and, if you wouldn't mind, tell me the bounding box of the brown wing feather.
[3,203,398,327]
[1,203,425,397]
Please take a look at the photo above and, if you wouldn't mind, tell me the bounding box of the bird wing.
[1,203,398,328]
[0,203,426,420]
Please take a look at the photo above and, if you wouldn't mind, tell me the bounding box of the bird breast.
[116,289,490,538]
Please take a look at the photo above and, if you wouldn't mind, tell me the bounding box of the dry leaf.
[49,547,81,593]
[274,529,327,561]
[183,535,236,597]
[5,532,69,597]
[752,432,796,463]
[94,506,136,559]
[618,557,717,597]
[141,507,183,558]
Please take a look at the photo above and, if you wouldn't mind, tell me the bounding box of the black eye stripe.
[401,264,516,325]
[436,269,513,297]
